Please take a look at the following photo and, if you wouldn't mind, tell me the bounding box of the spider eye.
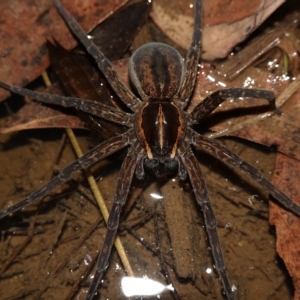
[144,157,178,178]
[129,42,184,99]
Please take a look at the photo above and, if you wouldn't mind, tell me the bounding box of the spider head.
[144,157,179,179]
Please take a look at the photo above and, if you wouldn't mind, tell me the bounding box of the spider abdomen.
[136,102,185,159]
[129,42,184,99]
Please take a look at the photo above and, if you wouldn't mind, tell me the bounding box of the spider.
[0,0,300,299]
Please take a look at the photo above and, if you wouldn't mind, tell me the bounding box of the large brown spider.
[1,0,300,299]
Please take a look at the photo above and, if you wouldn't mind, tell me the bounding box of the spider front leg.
[87,142,145,299]
[178,142,234,300]
[188,128,300,217]
[189,88,279,123]
[176,0,202,106]
[0,130,133,220]
[52,0,141,111]
[0,81,133,126]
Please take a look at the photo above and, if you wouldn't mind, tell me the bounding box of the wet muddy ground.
[0,106,293,300]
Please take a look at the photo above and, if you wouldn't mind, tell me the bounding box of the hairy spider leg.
[190,88,279,123]
[188,129,300,217]
[176,0,202,107]
[0,81,133,127]
[87,142,145,298]
[178,142,234,300]
[0,131,133,220]
[52,0,141,111]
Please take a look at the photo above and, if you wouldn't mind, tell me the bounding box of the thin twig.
[42,71,134,276]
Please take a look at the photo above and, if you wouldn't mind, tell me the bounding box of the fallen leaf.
[269,154,300,300]
[151,0,285,60]
[0,1,150,133]
[0,0,127,102]
[0,101,84,133]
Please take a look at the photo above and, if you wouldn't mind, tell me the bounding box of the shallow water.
[0,116,293,299]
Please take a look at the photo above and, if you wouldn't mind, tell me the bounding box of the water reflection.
[121,276,174,297]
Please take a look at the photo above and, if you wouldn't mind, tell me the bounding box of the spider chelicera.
[1,0,300,299]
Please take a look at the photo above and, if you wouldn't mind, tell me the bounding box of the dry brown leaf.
[151,0,284,60]
[0,0,127,102]
[270,154,300,300]
[0,102,84,133]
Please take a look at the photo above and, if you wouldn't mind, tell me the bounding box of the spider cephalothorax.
[0,0,300,299]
